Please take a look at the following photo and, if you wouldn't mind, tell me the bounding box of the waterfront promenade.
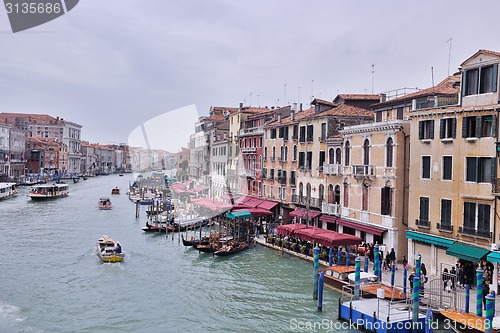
[254,235,500,318]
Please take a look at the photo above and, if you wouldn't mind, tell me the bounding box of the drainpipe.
[494,107,499,246]
[401,126,409,227]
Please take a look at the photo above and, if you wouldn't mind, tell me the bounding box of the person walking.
[442,268,449,291]
[389,248,396,269]
[402,255,408,269]
[449,266,456,291]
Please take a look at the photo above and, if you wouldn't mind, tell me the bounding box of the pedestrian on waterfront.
[457,266,464,288]
[483,278,489,310]
[449,266,456,291]
[409,268,416,290]
[442,268,449,291]
[421,263,427,277]
[369,243,374,262]
[383,252,390,270]
[402,255,408,269]
[389,248,396,269]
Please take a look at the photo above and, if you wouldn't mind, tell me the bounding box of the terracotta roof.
[0,113,65,125]
[461,49,500,66]
[308,104,374,119]
[373,73,461,108]
[311,98,335,107]
[334,94,380,101]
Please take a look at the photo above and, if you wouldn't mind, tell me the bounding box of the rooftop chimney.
[379,94,387,103]
[291,110,295,121]
[299,103,303,111]
[239,102,243,110]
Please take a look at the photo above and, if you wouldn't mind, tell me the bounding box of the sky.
[1,0,500,152]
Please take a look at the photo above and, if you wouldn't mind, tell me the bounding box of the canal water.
[0,175,452,333]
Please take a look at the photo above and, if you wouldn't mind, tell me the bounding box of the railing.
[322,202,340,215]
[415,219,430,228]
[323,163,342,175]
[239,169,256,178]
[241,147,256,153]
[291,195,321,207]
[458,227,492,239]
[492,178,500,195]
[352,165,375,176]
[437,223,453,232]
[239,127,264,136]
[412,95,459,111]
[318,136,326,142]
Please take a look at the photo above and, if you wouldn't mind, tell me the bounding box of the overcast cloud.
[0,0,499,151]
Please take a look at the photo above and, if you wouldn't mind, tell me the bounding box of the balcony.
[292,135,298,141]
[322,202,340,215]
[458,227,492,239]
[239,169,256,178]
[436,223,453,232]
[318,136,326,142]
[289,177,296,186]
[241,147,257,154]
[352,165,375,176]
[323,163,342,175]
[415,219,430,229]
[412,95,459,111]
[239,127,264,137]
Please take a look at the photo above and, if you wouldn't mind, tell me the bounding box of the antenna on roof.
[311,79,314,101]
[446,37,453,76]
[431,66,435,94]
[298,86,301,107]
[284,84,287,103]
[249,93,252,106]
[371,64,375,94]
[257,94,260,107]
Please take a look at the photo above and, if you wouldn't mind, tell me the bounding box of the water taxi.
[96,235,124,263]
[0,182,17,200]
[28,183,69,200]
[98,197,112,210]
[111,187,120,195]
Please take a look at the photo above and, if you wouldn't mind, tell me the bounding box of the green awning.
[226,210,252,219]
[446,243,489,263]
[487,251,500,263]
[406,231,455,248]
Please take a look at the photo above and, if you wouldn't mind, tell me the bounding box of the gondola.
[213,242,249,257]
[181,234,210,247]
[142,221,167,232]
[193,242,219,253]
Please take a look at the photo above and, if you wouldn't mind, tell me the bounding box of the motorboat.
[96,235,124,263]
[98,197,112,210]
[0,182,17,200]
[28,183,69,200]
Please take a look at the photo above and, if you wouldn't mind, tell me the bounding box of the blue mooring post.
[328,247,333,266]
[465,284,470,313]
[346,251,350,266]
[337,247,341,266]
[403,266,407,296]
[318,272,325,311]
[374,244,380,277]
[485,293,495,333]
[313,246,320,300]
[412,276,421,331]
[391,264,395,287]
[476,268,484,317]
[364,256,369,273]
[425,307,433,333]
[378,259,382,282]
[415,254,422,296]
[354,257,361,300]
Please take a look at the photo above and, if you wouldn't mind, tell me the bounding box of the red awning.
[233,207,273,216]
[192,186,209,192]
[289,208,321,219]
[336,219,385,236]
[245,198,264,207]
[319,215,337,223]
[276,223,307,236]
[234,195,253,205]
[220,194,235,200]
[257,200,278,210]
[292,226,362,247]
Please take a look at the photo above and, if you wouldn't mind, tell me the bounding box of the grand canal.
[0,174,355,333]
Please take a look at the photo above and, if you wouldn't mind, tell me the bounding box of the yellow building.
[407,50,500,292]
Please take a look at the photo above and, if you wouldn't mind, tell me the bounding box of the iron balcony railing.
[352,165,375,176]
[322,203,340,215]
[323,163,342,175]
[415,219,430,228]
[436,223,453,232]
[458,227,492,239]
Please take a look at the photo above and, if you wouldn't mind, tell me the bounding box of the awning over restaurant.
[233,207,273,216]
[487,251,500,264]
[446,243,489,263]
[276,223,307,236]
[192,186,209,192]
[319,215,337,223]
[406,231,455,248]
[336,219,385,236]
[257,200,278,210]
[226,210,252,219]
[234,195,253,205]
[289,208,321,219]
[292,226,362,247]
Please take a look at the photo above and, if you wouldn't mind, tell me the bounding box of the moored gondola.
[213,242,249,257]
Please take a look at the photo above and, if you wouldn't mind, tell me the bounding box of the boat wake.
[0,301,35,333]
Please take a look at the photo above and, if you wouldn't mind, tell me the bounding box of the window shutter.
[492,64,498,92]
[451,118,457,138]
[461,70,468,96]
[491,157,497,183]
[439,119,445,139]
[462,117,468,138]
[476,116,482,138]
[429,120,434,139]
[419,121,424,140]
[492,115,497,138]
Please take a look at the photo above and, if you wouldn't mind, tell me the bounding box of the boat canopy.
[277,225,362,247]
[226,210,252,219]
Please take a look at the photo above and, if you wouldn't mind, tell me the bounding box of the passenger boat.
[98,197,112,210]
[96,235,124,263]
[321,265,356,290]
[439,309,500,333]
[347,272,406,300]
[111,187,120,195]
[214,241,249,256]
[28,183,69,200]
[72,176,80,183]
[0,182,17,200]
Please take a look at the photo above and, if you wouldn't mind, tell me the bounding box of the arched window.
[284,146,288,161]
[334,185,341,205]
[343,182,349,207]
[328,148,335,164]
[344,141,351,166]
[299,182,303,200]
[386,137,394,167]
[264,147,268,159]
[293,145,297,161]
[363,139,370,165]
[318,184,324,206]
[306,183,312,202]
[272,146,276,160]
[328,184,334,204]
[335,148,342,165]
